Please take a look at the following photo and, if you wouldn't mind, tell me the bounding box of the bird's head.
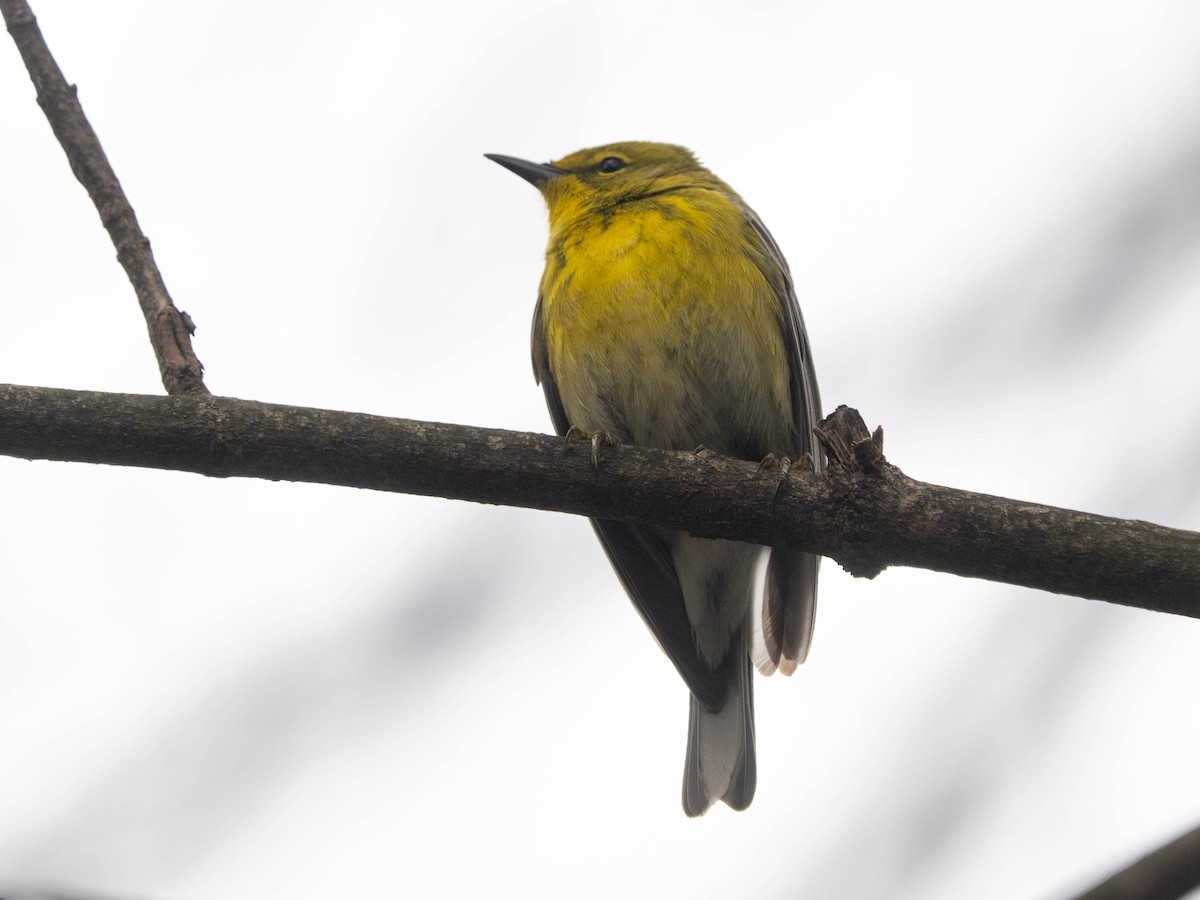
[487,142,722,232]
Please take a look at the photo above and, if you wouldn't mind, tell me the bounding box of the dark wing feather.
[531,294,569,432]
[532,295,726,711]
[590,520,726,711]
[745,212,823,674]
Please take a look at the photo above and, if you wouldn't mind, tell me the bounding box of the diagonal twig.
[1,0,207,395]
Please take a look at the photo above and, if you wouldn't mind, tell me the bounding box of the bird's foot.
[758,453,794,501]
[564,427,615,470]
[757,452,792,476]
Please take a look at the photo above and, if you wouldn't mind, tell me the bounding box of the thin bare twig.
[1069,820,1200,900]
[1,384,1199,617]
[0,0,207,395]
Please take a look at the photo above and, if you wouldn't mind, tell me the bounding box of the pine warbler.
[487,142,822,816]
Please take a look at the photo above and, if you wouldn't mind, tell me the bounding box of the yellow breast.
[537,190,795,458]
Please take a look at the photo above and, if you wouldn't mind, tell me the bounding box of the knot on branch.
[814,405,887,475]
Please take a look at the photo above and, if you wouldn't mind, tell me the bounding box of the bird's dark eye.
[597,156,626,173]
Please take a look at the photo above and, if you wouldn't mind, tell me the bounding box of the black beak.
[485,153,567,188]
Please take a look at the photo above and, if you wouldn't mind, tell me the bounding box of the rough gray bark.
[1,384,1197,619]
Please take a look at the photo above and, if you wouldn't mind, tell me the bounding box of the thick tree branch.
[0,0,207,396]
[1,383,1197,617]
[1070,820,1200,900]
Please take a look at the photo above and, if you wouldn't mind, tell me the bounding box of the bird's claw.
[757,452,791,476]
[564,427,615,471]
[758,453,794,501]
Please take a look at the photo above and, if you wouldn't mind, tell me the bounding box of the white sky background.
[2,1,1200,898]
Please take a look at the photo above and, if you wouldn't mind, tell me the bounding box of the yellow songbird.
[487,142,822,816]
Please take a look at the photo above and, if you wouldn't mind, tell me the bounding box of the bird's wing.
[745,211,823,675]
[532,294,727,711]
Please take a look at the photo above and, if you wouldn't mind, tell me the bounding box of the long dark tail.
[682,628,755,816]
